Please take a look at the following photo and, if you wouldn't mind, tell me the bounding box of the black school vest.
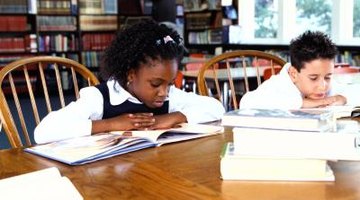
[95,83,169,119]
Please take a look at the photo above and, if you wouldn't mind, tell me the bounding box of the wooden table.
[1,127,360,200]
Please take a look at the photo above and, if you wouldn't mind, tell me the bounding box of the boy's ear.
[288,66,298,82]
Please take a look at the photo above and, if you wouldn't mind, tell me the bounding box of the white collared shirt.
[34,79,225,144]
[240,63,303,109]
[239,63,353,109]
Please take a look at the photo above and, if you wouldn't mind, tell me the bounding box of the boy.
[240,30,347,109]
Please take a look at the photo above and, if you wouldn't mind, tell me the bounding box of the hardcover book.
[220,143,334,181]
[0,167,82,200]
[25,123,223,165]
[221,108,335,132]
[232,120,360,161]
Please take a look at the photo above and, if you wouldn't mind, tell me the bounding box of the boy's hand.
[302,95,347,108]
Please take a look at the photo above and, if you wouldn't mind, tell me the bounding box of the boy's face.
[289,59,334,100]
[127,58,178,108]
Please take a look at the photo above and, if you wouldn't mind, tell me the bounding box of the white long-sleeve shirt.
[240,63,357,109]
[34,79,225,144]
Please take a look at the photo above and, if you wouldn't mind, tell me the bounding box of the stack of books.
[220,108,360,181]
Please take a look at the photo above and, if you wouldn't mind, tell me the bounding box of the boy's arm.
[302,95,347,108]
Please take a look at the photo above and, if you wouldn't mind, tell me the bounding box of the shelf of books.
[79,0,118,69]
[36,0,79,63]
[183,0,222,47]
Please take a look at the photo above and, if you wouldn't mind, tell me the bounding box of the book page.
[112,123,224,145]
[25,133,155,165]
[305,105,357,119]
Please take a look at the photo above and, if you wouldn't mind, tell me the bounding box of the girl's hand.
[302,95,347,108]
[91,113,155,133]
[151,112,187,130]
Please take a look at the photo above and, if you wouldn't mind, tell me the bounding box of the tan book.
[232,122,360,161]
[0,167,83,200]
[220,143,334,181]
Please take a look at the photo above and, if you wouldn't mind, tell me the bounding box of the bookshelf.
[0,0,37,93]
[0,0,166,94]
[78,0,118,68]
[0,0,36,66]
[0,0,161,69]
[36,0,79,62]
[183,0,222,46]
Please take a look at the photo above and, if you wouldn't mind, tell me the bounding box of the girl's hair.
[289,30,338,72]
[101,19,185,87]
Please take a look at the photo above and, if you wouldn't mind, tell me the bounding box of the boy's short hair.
[289,30,338,72]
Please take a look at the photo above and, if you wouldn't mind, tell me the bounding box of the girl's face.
[127,58,178,108]
[289,59,334,100]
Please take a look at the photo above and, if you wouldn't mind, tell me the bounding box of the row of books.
[183,0,221,12]
[79,0,117,14]
[79,15,117,31]
[81,33,115,51]
[0,16,28,32]
[188,29,223,44]
[37,16,77,31]
[38,34,78,52]
[0,0,27,13]
[220,108,360,181]
[185,12,222,30]
[37,0,75,15]
[0,37,28,53]
[81,51,103,68]
[0,55,31,67]
[336,51,360,67]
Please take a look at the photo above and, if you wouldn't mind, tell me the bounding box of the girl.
[34,20,225,144]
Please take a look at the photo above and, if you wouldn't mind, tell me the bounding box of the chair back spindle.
[197,50,286,111]
[0,56,100,148]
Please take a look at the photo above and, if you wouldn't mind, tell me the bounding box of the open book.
[0,167,83,200]
[306,105,360,119]
[25,123,223,165]
[221,108,335,132]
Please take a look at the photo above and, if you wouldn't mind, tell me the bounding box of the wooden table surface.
[1,127,360,200]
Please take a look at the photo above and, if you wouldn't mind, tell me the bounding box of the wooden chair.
[0,56,100,148]
[334,67,360,74]
[197,50,286,110]
[263,66,282,81]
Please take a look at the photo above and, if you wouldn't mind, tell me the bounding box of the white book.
[0,167,82,200]
[232,121,360,161]
[220,143,334,181]
[221,108,335,132]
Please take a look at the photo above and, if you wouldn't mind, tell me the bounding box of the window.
[255,0,278,38]
[354,0,360,37]
[237,0,360,45]
[295,0,332,35]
